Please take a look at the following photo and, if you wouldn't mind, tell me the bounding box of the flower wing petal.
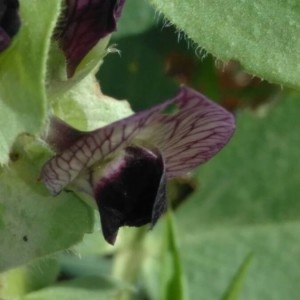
[41,86,234,194]
[41,99,172,195]
[141,86,235,178]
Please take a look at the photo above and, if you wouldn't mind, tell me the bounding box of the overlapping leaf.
[150,0,300,89]
[0,0,61,163]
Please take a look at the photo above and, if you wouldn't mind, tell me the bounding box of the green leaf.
[24,276,121,300]
[0,258,59,299]
[221,253,253,300]
[0,0,62,163]
[175,92,300,299]
[149,0,300,89]
[160,211,186,300]
[0,136,94,272]
[51,74,133,131]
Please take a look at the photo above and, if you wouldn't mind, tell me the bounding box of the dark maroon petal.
[92,146,166,244]
[41,86,234,195]
[0,0,20,52]
[56,0,126,77]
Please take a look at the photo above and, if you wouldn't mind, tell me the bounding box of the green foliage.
[221,253,253,300]
[176,94,300,299]
[0,136,94,272]
[113,0,156,39]
[24,277,121,300]
[0,259,59,299]
[99,29,177,111]
[149,0,300,89]
[0,0,61,164]
[159,212,186,300]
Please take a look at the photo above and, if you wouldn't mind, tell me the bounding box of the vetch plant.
[1,0,297,299]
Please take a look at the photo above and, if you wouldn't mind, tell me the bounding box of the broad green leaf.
[0,136,94,272]
[0,0,62,163]
[149,0,300,89]
[221,253,253,300]
[176,92,300,299]
[24,276,121,300]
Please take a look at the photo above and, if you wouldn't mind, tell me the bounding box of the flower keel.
[92,146,166,244]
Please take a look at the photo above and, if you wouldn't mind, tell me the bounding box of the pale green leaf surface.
[0,138,94,272]
[150,0,300,89]
[176,93,300,299]
[51,74,133,131]
[0,0,62,163]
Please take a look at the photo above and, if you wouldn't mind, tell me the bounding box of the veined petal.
[41,97,172,195]
[138,87,236,178]
[92,146,166,244]
[56,0,126,77]
[41,86,235,195]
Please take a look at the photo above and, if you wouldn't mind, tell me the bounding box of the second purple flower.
[55,0,126,77]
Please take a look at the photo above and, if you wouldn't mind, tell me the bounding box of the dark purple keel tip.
[56,0,126,77]
[0,0,20,52]
[93,146,167,245]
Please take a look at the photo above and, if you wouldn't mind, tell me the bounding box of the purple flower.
[0,0,20,52]
[55,0,126,78]
[41,86,235,244]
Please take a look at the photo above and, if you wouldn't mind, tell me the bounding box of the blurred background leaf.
[0,259,59,299]
[113,0,156,39]
[24,276,122,300]
[221,253,253,300]
[159,212,186,300]
[176,92,300,300]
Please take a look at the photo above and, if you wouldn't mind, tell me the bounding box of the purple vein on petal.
[41,86,235,195]
[140,86,236,178]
